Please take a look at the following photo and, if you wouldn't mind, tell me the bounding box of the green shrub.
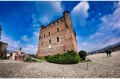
[79,50,87,60]
[38,56,46,61]
[25,57,32,62]
[45,55,50,59]
[25,57,41,62]
[46,50,81,64]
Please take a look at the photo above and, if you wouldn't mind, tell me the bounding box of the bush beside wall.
[46,50,81,64]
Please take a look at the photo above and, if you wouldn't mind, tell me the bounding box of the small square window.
[57,37,59,42]
[44,34,45,37]
[57,28,59,32]
[49,39,51,44]
[49,32,50,36]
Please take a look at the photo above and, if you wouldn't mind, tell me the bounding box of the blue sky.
[0,1,120,54]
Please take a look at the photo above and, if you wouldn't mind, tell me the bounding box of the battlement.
[40,17,64,30]
[40,11,70,30]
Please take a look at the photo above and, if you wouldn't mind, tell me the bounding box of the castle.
[36,11,77,57]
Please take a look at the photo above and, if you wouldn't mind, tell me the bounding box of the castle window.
[48,32,50,36]
[54,23,55,25]
[44,34,45,37]
[57,21,59,23]
[57,37,59,42]
[42,42,43,46]
[49,39,51,44]
[61,19,62,21]
[57,28,59,32]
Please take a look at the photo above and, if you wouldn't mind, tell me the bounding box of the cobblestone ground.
[0,51,120,78]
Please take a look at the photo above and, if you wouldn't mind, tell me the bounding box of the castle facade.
[36,11,77,57]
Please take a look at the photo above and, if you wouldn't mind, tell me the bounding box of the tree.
[79,50,87,60]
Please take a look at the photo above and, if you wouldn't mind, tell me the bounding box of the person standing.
[108,50,112,57]
[106,50,112,57]
[106,50,109,57]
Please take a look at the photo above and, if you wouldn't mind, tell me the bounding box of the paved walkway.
[0,51,120,78]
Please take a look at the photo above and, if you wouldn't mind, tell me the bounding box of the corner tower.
[36,11,77,57]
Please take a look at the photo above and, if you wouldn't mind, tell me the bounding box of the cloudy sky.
[0,1,120,54]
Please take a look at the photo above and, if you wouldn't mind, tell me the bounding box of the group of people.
[106,50,112,57]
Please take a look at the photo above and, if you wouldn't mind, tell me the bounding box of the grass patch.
[38,57,47,61]
[25,57,41,62]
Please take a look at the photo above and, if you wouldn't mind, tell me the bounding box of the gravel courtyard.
[0,51,120,78]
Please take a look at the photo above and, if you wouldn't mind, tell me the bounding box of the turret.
[39,25,44,40]
[63,11,72,29]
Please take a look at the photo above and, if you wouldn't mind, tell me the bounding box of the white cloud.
[77,2,120,52]
[1,33,37,54]
[33,23,40,28]
[77,36,120,52]
[20,31,39,54]
[100,2,120,30]
[34,1,64,25]
[21,35,29,42]
[71,1,89,27]
[96,2,120,37]
[22,44,38,54]
[28,44,34,48]
[50,1,63,13]
[72,1,89,17]
[1,34,20,51]
[33,31,39,39]
[18,31,39,54]
[83,42,87,46]
[39,16,50,25]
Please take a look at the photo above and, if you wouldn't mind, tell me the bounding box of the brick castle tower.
[36,11,77,57]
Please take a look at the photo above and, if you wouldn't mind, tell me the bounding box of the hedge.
[46,50,82,64]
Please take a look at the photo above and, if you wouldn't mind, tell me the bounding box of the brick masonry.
[36,11,78,57]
